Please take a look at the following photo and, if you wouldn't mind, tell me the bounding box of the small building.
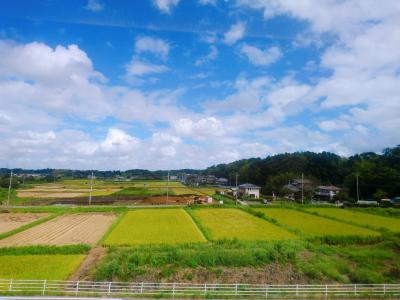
[217,177,228,185]
[238,183,261,199]
[315,185,341,200]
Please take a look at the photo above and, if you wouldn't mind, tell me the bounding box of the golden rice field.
[192,208,296,241]
[305,207,400,232]
[255,208,380,237]
[103,209,207,246]
[0,255,85,280]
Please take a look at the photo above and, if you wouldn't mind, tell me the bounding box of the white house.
[238,183,261,199]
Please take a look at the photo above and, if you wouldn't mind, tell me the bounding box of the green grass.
[0,244,90,255]
[305,207,400,232]
[111,187,169,196]
[0,255,85,280]
[94,240,303,281]
[103,209,207,246]
[255,208,380,237]
[192,208,296,241]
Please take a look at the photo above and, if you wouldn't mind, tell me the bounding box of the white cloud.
[85,0,104,12]
[195,45,218,66]
[153,0,180,14]
[238,0,400,154]
[100,128,139,154]
[319,120,350,132]
[223,22,246,45]
[0,41,103,85]
[240,44,282,66]
[174,117,225,139]
[199,0,217,6]
[135,36,170,60]
[125,59,169,76]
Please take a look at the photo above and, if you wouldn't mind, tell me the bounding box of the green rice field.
[305,208,400,232]
[255,208,380,237]
[192,208,296,241]
[103,209,207,245]
[0,255,85,280]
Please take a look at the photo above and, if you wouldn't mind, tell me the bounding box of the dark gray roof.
[317,185,341,191]
[283,184,300,192]
[238,183,260,189]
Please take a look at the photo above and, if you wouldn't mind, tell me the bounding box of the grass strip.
[98,211,126,246]
[0,212,61,241]
[0,244,91,255]
[184,207,211,241]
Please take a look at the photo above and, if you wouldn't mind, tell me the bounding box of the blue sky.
[0,0,399,170]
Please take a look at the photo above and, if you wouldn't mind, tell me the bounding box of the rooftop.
[238,183,260,189]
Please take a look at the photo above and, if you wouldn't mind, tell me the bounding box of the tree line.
[1,145,399,200]
[203,145,400,200]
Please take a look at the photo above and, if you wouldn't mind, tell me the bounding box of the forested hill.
[204,145,400,199]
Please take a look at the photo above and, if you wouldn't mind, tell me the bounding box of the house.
[282,178,314,200]
[315,185,341,200]
[238,183,261,199]
[217,177,228,185]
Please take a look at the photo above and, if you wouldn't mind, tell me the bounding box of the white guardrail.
[1,279,400,298]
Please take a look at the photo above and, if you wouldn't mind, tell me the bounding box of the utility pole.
[235,173,238,206]
[301,173,304,204]
[166,170,170,204]
[89,171,94,206]
[7,170,13,206]
[356,173,360,202]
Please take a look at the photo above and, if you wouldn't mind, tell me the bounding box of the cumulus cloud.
[125,59,169,76]
[153,0,180,14]
[174,117,225,139]
[85,0,104,12]
[238,0,400,153]
[223,22,246,45]
[135,36,170,60]
[240,44,282,66]
[0,41,103,85]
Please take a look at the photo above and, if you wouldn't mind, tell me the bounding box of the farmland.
[305,207,400,232]
[0,213,48,234]
[254,208,379,237]
[12,179,219,205]
[103,209,207,246]
[0,213,117,247]
[0,255,85,280]
[191,208,296,241]
[0,189,399,286]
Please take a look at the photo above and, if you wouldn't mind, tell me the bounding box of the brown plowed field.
[0,213,117,246]
[0,213,48,234]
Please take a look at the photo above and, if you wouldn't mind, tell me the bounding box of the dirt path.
[68,246,107,281]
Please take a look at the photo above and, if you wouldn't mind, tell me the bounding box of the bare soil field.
[0,213,117,246]
[0,213,48,234]
[27,195,200,206]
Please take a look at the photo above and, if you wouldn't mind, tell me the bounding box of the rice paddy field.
[254,208,380,237]
[103,209,207,245]
[191,208,296,241]
[0,255,85,280]
[1,195,399,286]
[305,207,400,232]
